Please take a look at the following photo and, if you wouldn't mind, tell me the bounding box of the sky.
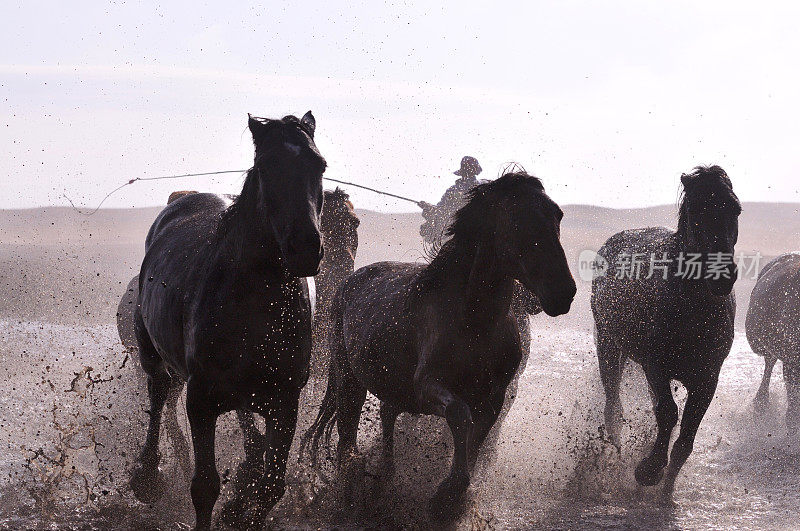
[2,1,800,212]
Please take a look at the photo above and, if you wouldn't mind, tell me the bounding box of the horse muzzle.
[706,262,738,296]
[539,282,577,317]
[284,231,324,277]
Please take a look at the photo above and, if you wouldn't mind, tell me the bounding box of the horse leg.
[469,387,507,469]
[415,376,472,516]
[218,409,267,527]
[186,378,220,531]
[634,361,678,487]
[334,364,367,465]
[783,360,800,434]
[241,391,301,529]
[596,329,624,447]
[130,315,170,503]
[163,382,192,485]
[662,380,717,497]
[478,309,530,470]
[754,354,777,411]
[379,401,400,477]
[334,368,368,512]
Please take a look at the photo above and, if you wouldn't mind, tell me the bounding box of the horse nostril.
[288,231,322,257]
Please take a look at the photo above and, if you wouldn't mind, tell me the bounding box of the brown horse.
[311,188,360,375]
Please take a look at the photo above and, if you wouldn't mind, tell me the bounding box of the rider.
[420,156,484,246]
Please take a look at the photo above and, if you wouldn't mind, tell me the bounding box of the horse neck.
[317,253,352,296]
[669,215,717,302]
[428,235,515,321]
[218,173,283,276]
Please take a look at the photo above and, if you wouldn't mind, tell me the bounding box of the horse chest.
[185,280,311,387]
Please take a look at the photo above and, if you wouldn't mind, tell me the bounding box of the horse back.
[592,227,734,375]
[145,193,231,250]
[335,261,423,407]
[746,253,800,358]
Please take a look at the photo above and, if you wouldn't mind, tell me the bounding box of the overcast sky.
[2,1,799,211]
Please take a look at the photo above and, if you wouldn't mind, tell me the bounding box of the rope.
[323,177,423,206]
[63,169,423,215]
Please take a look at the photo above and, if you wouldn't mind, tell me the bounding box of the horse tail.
[301,289,345,467]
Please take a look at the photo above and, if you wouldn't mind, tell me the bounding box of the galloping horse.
[304,171,576,515]
[746,252,800,429]
[130,112,325,530]
[593,165,740,495]
[117,187,359,511]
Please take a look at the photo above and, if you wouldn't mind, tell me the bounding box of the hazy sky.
[2,1,800,211]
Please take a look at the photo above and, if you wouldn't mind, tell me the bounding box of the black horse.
[118,187,360,511]
[304,171,576,515]
[592,165,740,496]
[746,253,800,429]
[130,111,325,530]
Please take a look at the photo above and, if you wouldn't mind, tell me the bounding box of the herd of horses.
[112,111,799,529]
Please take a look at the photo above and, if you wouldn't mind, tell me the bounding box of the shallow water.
[0,318,798,530]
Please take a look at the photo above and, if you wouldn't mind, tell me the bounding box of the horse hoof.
[217,497,266,531]
[429,474,469,519]
[218,496,244,527]
[634,459,665,487]
[129,463,167,504]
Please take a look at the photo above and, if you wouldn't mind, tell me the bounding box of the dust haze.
[0,201,798,529]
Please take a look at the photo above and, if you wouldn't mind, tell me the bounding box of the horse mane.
[446,171,543,241]
[217,168,263,260]
[677,165,741,238]
[415,170,545,295]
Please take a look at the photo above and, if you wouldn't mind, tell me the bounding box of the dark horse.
[592,165,740,495]
[304,171,576,514]
[746,252,800,430]
[130,112,325,530]
[118,187,359,497]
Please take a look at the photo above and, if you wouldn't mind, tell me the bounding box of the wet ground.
[1,318,798,530]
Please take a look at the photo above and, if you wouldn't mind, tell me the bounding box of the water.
[1,319,798,529]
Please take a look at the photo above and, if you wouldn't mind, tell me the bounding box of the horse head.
[679,165,741,296]
[451,171,576,316]
[321,187,360,269]
[248,111,327,277]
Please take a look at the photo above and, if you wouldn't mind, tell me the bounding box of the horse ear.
[680,173,690,186]
[300,111,316,138]
[248,114,268,143]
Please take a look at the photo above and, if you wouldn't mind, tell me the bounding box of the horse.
[129,111,326,530]
[592,165,740,496]
[745,252,800,430]
[416,173,543,471]
[311,188,360,376]
[303,170,576,516]
[118,186,359,499]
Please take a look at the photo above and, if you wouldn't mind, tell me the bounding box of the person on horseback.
[420,156,484,246]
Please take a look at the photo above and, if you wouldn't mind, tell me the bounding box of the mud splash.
[1,321,799,529]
